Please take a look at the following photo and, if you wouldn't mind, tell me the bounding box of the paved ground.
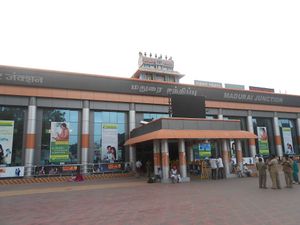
[0,173,300,225]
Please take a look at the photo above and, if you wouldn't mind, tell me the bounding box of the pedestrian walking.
[256,158,267,188]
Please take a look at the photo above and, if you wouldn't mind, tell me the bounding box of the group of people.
[135,159,183,183]
[209,156,225,179]
[256,154,299,189]
[236,163,253,177]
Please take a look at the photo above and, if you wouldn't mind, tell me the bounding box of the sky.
[1,0,300,95]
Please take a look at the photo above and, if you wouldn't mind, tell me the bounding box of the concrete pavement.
[0,175,300,225]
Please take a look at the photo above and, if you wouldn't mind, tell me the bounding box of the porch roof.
[124,129,257,145]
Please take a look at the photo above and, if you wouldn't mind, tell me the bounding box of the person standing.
[282,154,293,188]
[256,158,267,188]
[268,155,281,189]
[216,156,224,179]
[292,156,299,184]
[170,165,180,183]
[135,160,142,177]
[209,156,217,180]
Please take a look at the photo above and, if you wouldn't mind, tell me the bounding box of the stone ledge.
[0,172,134,185]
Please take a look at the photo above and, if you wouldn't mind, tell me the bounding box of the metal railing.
[25,162,132,177]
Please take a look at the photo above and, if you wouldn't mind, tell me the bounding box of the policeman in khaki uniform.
[256,158,267,188]
[268,155,281,189]
[282,154,293,188]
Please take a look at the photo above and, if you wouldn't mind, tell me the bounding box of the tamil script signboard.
[1,65,300,107]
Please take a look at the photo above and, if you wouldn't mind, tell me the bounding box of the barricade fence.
[22,162,132,178]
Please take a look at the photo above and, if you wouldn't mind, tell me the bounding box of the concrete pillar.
[218,109,223,120]
[236,140,243,165]
[273,115,283,157]
[25,97,37,177]
[297,117,300,147]
[129,145,136,170]
[187,144,194,163]
[153,140,161,175]
[247,113,256,157]
[129,103,136,170]
[222,139,230,177]
[161,139,170,182]
[178,139,187,179]
[81,100,89,174]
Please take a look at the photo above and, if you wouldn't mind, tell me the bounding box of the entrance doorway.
[136,141,153,173]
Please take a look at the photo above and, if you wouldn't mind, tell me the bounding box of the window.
[93,111,127,163]
[143,113,169,122]
[252,118,275,156]
[156,75,165,81]
[278,119,298,155]
[0,106,25,166]
[41,109,79,164]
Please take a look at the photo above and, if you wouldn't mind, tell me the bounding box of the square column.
[178,139,190,182]
[247,113,256,157]
[129,145,136,171]
[273,115,283,157]
[161,139,170,183]
[187,143,194,163]
[81,100,90,174]
[129,103,136,170]
[222,139,230,177]
[153,140,161,175]
[25,97,37,177]
[235,139,243,171]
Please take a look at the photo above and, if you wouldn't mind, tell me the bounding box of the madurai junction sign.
[0,65,299,107]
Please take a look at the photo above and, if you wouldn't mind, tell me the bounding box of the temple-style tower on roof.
[132,52,184,83]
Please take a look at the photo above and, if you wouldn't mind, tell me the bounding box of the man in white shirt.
[217,156,224,179]
[242,164,252,177]
[209,156,217,180]
[170,165,181,183]
[135,160,142,177]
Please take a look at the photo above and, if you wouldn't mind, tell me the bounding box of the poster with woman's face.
[282,127,294,154]
[258,127,268,141]
[101,124,118,161]
[257,126,269,155]
[50,122,70,163]
[50,122,70,142]
[0,120,14,164]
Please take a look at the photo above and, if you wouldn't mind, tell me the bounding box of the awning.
[124,129,257,146]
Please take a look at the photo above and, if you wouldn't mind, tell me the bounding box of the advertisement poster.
[0,166,24,178]
[101,124,118,162]
[282,127,294,154]
[230,140,236,157]
[94,163,123,173]
[199,142,211,158]
[257,126,269,155]
[0,120,14,164]
[50,122,70,163]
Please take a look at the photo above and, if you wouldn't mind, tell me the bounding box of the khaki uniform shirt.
[282,159,293,173]
[268,158,279,173]
[256,162,267,175]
